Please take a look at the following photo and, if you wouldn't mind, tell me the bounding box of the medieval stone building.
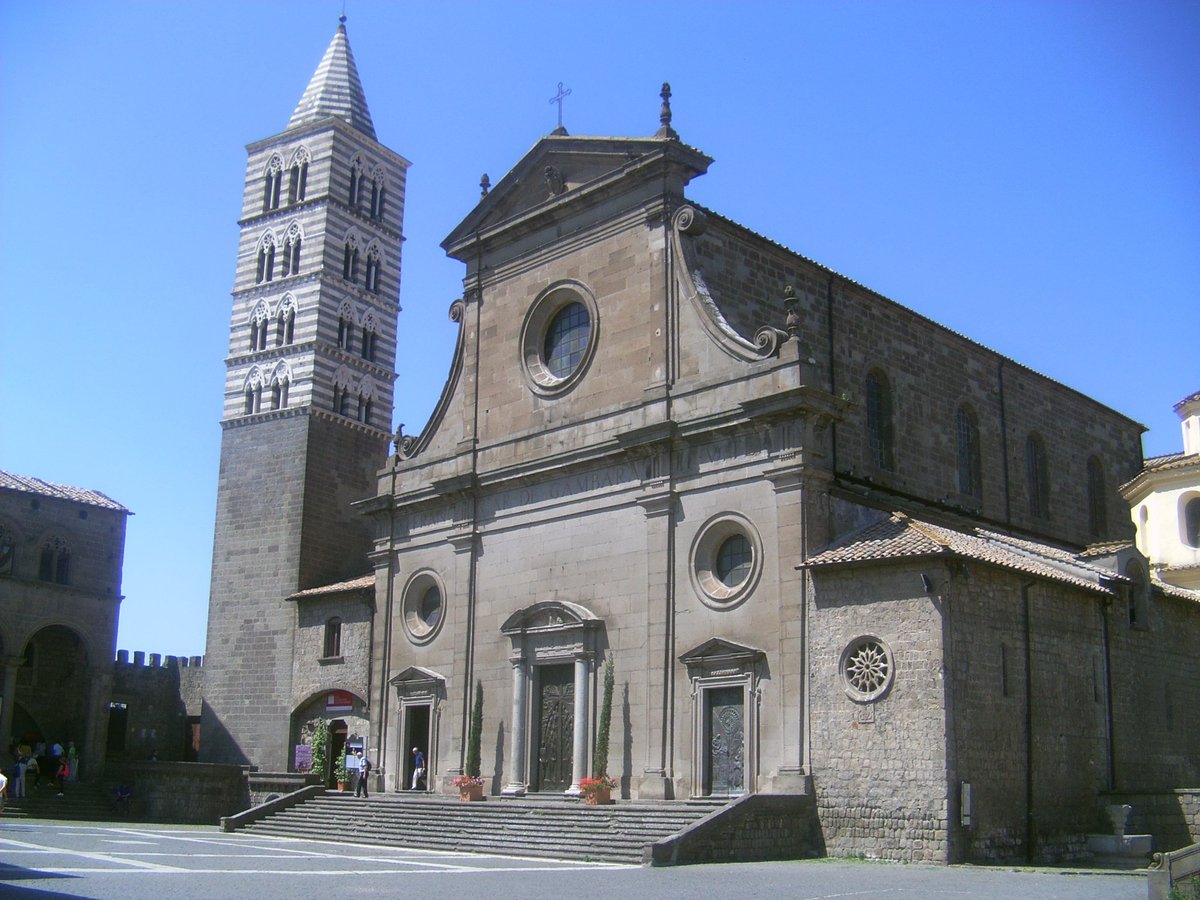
[197,22,1200,865]
[0,472,131,775]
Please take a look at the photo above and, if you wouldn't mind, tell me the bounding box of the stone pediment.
[443,135,711,260]
[501,600,600,635]
[389,665,445,687]
[679,638,765,669]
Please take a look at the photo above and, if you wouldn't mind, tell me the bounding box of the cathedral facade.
[200,23,1200,864]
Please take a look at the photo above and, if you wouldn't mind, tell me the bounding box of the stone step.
[2,782,124,821]
[241,792,723,864]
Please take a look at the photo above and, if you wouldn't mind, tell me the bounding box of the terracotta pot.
[336,782,346,792]
[584,786,611,805]
[459,783,484,801]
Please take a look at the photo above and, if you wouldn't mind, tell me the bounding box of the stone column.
[0,656,20,750]
[567,653,591,795]
[502,656,527,796]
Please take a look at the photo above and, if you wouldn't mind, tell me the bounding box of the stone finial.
[480,173,490,198]
[393,423,406,456]
[784,285,800,336]
[656,82,678,140]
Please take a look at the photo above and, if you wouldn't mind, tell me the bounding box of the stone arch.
[12,623,95,753]
[289,687,368,781]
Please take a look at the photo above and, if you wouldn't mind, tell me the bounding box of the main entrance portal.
[704,686,745,796]
[533,664,574,792]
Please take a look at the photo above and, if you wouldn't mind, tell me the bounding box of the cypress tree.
[465,679,483,778]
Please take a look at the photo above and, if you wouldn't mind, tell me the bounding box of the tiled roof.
[1142,452,1199,474]
[1079,540,1132,559]
[1153,573,1200,602]
[0,471,129,513]
[1174,389,1200,411]
[287,574,374,601]
[287,21,375,139]
[803,512,1120,596]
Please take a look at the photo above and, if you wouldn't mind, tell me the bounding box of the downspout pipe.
[1022,580,1036,864]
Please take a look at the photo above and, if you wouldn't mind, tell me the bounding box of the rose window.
[840,636,894,702]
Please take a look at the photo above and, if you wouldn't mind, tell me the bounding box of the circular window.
[402,571,446,645]
[690,513,763,609]
[520,282,599,396]
[840,636,894,702]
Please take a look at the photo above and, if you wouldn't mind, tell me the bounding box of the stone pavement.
[0,820,1147,899]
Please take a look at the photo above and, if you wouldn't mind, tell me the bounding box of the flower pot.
[583,786,611,806]
[337,782,346,792]
[459,783,484,802]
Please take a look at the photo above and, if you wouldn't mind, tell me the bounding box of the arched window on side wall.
[1185,497,1200,549]
[865,369,894,471]
[1025,432,1049,519]
[1087,456,1107,539]
[956,404,982,500]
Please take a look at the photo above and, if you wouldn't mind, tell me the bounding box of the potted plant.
[310,721,329,788]
[457,679,485,801]
[583,658,616,805]
[334,752,347,792]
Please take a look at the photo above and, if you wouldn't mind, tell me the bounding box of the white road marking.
[0,836,185,872]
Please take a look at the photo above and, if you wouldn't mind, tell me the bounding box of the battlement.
[115,649,204,668]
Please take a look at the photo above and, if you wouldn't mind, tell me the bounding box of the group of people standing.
[5,739,78,800]
[349,746,425,798]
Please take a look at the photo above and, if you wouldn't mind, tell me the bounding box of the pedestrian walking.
[354,750,371,798]
[410,747,425,791]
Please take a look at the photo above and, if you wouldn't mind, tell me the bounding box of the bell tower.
[201,18,408,768]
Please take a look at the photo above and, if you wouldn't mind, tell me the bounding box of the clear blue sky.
[1,1,1196,660]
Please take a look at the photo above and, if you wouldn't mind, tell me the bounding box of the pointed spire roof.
[287,17,376,140]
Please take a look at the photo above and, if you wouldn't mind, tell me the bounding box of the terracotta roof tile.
[804,512,1119,596]
[0,471,130,513]
[287,574,374,601]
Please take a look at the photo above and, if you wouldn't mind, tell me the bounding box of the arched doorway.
[290,689,368,786]
[16,625,90,751]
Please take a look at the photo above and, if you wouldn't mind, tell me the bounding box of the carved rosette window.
[840,636,894,702]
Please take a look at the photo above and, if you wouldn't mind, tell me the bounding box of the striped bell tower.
[201,18,408,768]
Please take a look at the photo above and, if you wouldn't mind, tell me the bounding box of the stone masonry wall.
[944,568,1109,864]
[684,215,1144,550]
[808,563,950,863]
[1106,588,1200,793]
[112,652,204,762]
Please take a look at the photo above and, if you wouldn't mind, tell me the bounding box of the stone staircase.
[1,780,129,822]
[240,791,726,864]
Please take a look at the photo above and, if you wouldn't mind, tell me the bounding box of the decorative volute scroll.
[671,205,790,362]
[392,297,467,463]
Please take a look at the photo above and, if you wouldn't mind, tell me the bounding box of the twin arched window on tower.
[38,536,71,585]
[332,367,375,426]
[256,225,304,285]
[243,362,291,416]
[340,234,383,295]
[348,158,386,221]
[262,149,309,213]
[248,296,296,352]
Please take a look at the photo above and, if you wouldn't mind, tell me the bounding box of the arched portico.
[500,601,603,797]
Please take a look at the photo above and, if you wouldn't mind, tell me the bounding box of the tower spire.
[287,19,376,139]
